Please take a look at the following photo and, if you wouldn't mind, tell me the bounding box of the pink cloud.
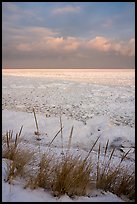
[16,35,80,53]
[111,38,135,57]
[45,37,80,52]
[46,37,64,49]
[63,37,80,51]
[87,36,135,56]
[52,6,81,14]
[88,36,111,52]
[14,26,134,57]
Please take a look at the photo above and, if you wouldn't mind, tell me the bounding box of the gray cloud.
[2,2,135,68]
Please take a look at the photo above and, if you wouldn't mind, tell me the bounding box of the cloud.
[87,36,135,57]
[3,17,135,58]
[8,25,80,53]
[63,37,80,51]
[52,5,81,15]
[88,36,111,52]
[111,38,135,57]
[4,24,134,58]
[46,37,64,49]
[2,16,135,68]
[2,3,135,68]
[16,36,80,53]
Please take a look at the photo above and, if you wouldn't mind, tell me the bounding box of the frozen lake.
[2,68,135,156]
[2,68,135,86]
[2,68,135,202]
[2,69,135,127]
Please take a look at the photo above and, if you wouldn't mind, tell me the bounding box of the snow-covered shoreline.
[2,69,135,202]
[2,69,135,127]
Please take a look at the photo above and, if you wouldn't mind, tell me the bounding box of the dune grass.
[4,148,34,183]
[3,127,34,182]
[96,141,135,200]
[51,153,94,197]
[26,153,54,190]
[113,169,135,200]
[2,117,135,201]
[2,126,23,160]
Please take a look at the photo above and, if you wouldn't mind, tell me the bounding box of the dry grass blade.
[9,130,13,140]
[14,133,18,148]
[97,143,101,182]
[101,147,116,179]
[120,149,131,163]
[109,147,115,162]
[6,131,10,149]
[18,125,23,137]
[68,125,74,150]
[98,143,101,161]
[102,140,109,167]
[33,108,40,135]
[5,130,13,142]
[84,135,100,163]
[48,126,64,147]
[59,116,63,152]
[104,140,109,156]
[114,149,132,171]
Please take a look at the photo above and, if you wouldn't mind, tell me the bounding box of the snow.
[2,69,135,202]
[2,159,124,202]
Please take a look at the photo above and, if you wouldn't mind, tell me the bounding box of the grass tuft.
[51,153,94,197]
[26,153,54,189]
[2,117,135,201]
[3,127,23,160]
[3,127,34,183]
[96,141,135,200]
[4,149,34,183]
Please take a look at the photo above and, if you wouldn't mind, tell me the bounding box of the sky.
[2,2,135,69]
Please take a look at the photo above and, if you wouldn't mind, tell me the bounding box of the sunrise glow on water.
[2,68,135,86]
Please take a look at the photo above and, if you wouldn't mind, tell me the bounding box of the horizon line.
[2,67,134,69]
